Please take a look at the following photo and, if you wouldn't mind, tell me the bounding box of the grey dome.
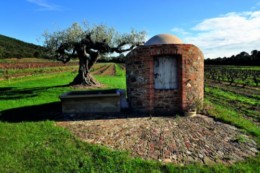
[144,34,183,45]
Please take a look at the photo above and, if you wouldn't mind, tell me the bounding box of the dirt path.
[57,115,258,165]
[92,64,116,76]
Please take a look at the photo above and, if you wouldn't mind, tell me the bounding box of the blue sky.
[0,0,260,58]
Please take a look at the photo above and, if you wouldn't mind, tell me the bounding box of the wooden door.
[154,56,178,89]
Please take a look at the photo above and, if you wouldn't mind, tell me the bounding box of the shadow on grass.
[0,102,177,123]
[0,84,70,100]
[0,84,179,122]
[0,102,63,122]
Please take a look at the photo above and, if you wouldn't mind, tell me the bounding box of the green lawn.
[0,72,73,112]
[0,65,259,172]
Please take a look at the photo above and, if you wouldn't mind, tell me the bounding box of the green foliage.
[43,21,146,56]
[0,34,47,59]
[42,22,86,54]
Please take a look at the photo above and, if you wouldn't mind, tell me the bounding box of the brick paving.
[57,114,258,165]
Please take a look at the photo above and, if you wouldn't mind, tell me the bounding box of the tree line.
[205,50,260,66]
[100,49,260,65]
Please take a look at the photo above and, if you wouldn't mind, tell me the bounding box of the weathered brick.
[126,43,204,114]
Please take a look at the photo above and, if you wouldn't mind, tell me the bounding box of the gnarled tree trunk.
[55,33,143,86]
[70,51,100,86]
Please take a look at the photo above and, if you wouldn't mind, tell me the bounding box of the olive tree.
[43,22,146,86]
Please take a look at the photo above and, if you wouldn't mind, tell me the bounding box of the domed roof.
[144,34,183,45]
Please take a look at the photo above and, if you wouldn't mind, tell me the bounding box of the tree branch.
[110,42,143,53]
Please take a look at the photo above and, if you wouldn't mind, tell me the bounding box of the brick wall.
[126,44,204,114]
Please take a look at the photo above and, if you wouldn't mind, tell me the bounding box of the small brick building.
[126,34,204,114]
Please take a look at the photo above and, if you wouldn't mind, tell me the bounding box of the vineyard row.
[205,67,259,87]
[0,62,78,70]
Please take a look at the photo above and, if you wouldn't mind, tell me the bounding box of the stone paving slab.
[57,114,258,165]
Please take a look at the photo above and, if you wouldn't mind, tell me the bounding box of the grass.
[0,63,260,172]
[205,86,259,119]
[115,63,126,77]
[93,63,126,89]
[205,86,260,135]
[0,70,126,112]
[204,99,260,137]
[0,72,73,111]
[0,121,166,173]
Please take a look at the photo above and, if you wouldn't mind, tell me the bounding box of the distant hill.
[0,34,48,59]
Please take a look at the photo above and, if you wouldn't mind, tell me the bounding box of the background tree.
[205,50,260,66]
[43,22,146,86]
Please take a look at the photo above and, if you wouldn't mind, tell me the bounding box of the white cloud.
[171,27,190,36]
[173,11,260,58]
[27,0,60,11]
